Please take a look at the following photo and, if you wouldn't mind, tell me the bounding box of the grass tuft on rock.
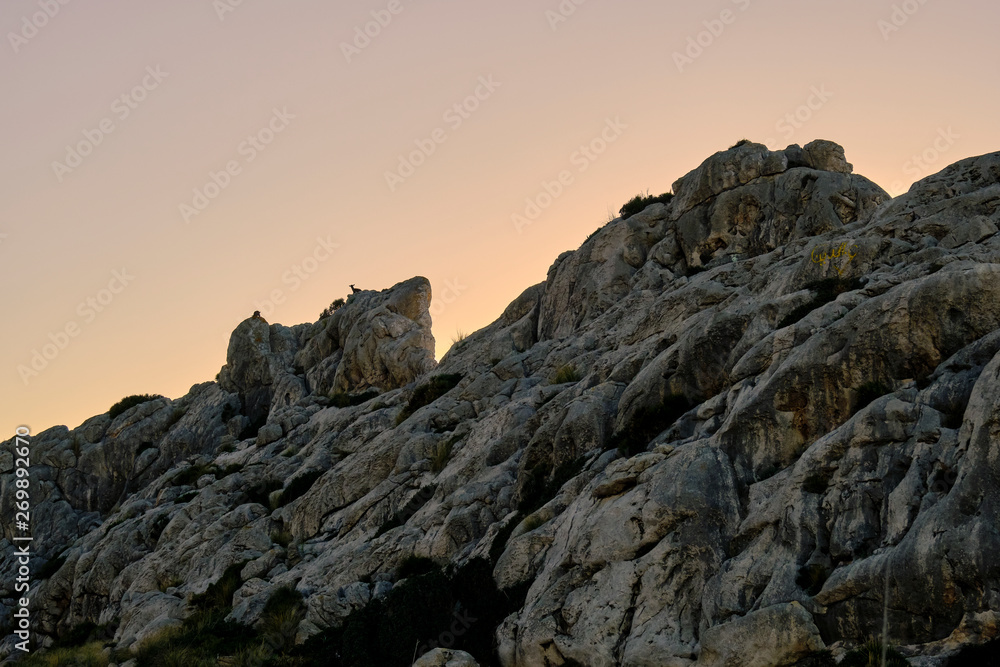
[551,364,582,385]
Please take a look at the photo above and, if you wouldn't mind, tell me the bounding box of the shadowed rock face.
[4,142,1000,667]
[535,140,889,341]
[217,276,437,428]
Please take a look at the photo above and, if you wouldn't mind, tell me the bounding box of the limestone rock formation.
[3,141,1000,667]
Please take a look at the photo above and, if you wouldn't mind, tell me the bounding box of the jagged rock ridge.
[2,141,1000,667]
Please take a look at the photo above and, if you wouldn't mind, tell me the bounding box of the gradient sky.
[2,0,998,438]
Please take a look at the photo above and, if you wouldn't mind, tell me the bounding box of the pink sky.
[2,0,998,437]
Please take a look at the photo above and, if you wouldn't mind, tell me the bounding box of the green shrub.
[131,607,255,667]
[271,528,293,548]
[396,374,463,425]
[610,394,691,458]
[522,514,547,532]
[276,469,324,507]
[109,394,162,420]
[19,641,109,667]
[320,298,346,319]
[551,364,582,385]
[619,191,674,219]
[261,586,306,654]
[840,637,911,666]
[329,388,380,408]
[430,440,454,473]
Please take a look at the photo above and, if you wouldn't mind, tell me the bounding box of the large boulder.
[295,276,437,395]
[218,316,299,425]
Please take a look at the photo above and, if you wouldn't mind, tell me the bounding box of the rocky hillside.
[3,140,1000,667]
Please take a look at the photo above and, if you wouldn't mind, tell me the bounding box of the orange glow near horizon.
[2,0,999,436]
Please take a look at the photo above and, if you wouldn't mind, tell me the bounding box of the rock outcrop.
[3,141,1000,667]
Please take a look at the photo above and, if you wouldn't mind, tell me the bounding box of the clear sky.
[2,0,998,438]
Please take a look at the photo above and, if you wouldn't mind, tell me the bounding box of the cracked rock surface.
[3,142,1000,666]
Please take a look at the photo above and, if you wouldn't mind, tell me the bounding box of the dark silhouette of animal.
[252,310,261,318]
[350,284,361,294]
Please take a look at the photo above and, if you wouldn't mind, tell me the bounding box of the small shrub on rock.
[109,394,162,420]
[320,298,346,319]
[619,191,674,219]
